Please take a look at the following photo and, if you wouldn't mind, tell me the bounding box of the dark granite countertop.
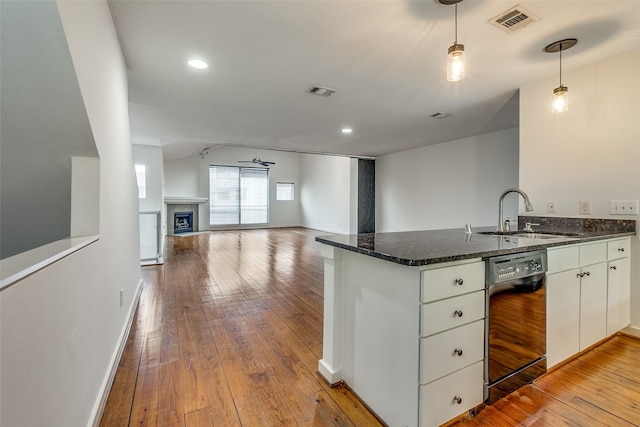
[316,223,635,267]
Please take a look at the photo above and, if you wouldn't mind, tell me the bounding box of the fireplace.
[174,211,193,233]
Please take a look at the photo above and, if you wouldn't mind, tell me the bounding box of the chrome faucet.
[497,188,534,232]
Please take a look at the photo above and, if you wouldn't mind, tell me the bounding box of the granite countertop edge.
[315,229,636,267]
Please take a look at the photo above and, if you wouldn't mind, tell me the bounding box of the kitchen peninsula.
[315,219,635,427]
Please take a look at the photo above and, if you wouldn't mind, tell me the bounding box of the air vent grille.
[307,85,336,97]
[489,5,539,34]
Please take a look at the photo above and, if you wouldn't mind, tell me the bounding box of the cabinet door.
[607,238,631,261]
[420,361,483,427]
[547,268,580,368]
[579,262,607,351]
[607,257,631,335]
[420,320,484,384]
[420,290,485,337]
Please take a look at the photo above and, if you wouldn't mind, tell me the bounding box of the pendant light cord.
[454,3,458,44]
[559,42,563,86]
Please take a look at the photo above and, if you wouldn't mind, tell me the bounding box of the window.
[135,164,146,198]
[209,166,269,225]
[276,182,295,201]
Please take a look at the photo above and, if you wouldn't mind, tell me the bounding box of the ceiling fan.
[238,157,276,167]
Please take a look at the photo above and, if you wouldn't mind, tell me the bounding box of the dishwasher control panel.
[486,250,547,284]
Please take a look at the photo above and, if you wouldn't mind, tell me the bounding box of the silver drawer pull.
[618,247,625,252]
[454,278,464,286]
[453,396,462,405]
[453,348,463,357]
[577,273,583,278]
[610,265,617,270]
[453,310,464,318]
[584,271,590,277]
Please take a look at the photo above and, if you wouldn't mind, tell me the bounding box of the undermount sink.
[479,231,581,239]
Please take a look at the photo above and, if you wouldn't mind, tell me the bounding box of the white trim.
[318,359,343,385]
[164,197,208,204]
[88,278,144,427]
[0,235,99,291]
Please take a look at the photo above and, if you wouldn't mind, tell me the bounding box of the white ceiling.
[107,1,640,160]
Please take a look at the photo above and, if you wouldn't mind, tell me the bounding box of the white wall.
[519,49,640,328]
[133,145,165,214]
[0,2,142,426]
[299,154,354,234]
[376,128,520,232]
[0,0,99,259]
[70,156,100,236]
[164,145,301,230]
[133,145,165,260]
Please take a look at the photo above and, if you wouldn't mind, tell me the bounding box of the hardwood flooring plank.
[184,408,213,427]
[129,362,160,427]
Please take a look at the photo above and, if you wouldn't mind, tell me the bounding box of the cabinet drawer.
[420,361,483,427]
[420,319,484,384]
[547,245,579,273]
[580,242,606,266]
[421,291,485,337]
[607,238,630,260]
[421,261,484,303]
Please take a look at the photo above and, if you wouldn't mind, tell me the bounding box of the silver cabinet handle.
[453,396,462,405]
[584,271,590,277]
[577,272,583,278]
[610,265,617,270]
[453,310,464,318]
[454,278,464,286]
[618,247,625,252]
[453,348,463,356]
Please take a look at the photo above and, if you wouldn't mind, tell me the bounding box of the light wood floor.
[100,228,640,426]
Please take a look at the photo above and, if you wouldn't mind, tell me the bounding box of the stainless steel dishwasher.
[485,250,547,404]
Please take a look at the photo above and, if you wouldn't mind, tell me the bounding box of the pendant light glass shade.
[544,38,577,113]
[552,85,568,113]
[441,0,465,82]
[447,43,465,82]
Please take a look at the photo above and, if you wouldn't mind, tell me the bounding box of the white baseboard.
[623,325,640,338]
[88,278,144,427]
[318,359,343,386]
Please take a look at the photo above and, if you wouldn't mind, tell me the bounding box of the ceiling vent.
[489,5,539,34]
[307,85,336,97]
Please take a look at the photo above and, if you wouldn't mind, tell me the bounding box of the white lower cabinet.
[547,237,631,368]
[419,260,485,426]
[607,238,631,335]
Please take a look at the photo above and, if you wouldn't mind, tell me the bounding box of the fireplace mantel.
[164,197,208,204]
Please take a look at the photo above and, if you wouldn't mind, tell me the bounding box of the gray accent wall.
[1,1,98,259]
[358,159,375,233]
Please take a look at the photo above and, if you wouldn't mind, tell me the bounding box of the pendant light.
[544,38,577,113]
[439,0,465,82]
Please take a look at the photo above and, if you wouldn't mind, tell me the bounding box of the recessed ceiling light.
[188,59,208,69]
[342,128,353,134]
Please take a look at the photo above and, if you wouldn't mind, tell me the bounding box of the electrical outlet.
[547,201,556,213]
[579,200,591,215]
[120,288,124,307]
[610,200,639,215]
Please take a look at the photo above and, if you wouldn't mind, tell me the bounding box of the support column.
[317,245,344,385]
